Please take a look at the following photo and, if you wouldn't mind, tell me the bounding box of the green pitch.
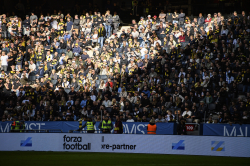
[0,152,249,166]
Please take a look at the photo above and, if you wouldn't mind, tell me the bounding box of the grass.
[0,152,249,166]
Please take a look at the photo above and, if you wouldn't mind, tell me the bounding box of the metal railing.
[10,129,63,133]
[69,130,101,133]
[185,123,201,135]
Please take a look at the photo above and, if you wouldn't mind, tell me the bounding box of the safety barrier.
[2,122,249,136]
[203,124,250,137]
[0,121,176,135]
[0,133,249,157]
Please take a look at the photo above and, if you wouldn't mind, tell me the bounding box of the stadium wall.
[0,133,249,157]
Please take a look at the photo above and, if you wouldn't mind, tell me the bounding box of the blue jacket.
[36,68,44,78]
[64,34,71,41]
[80,99,87,108]
[142,90,150,98]
[137,61,143,68]
[73,47,81,54]
[66,21,73,31]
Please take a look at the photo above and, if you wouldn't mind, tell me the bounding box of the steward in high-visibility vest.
[85,118,95,133]
[78,117,96,133]
[11,117,25,133]
[98,116,113,133]
[147,119,157,134]
[11,120,20,132]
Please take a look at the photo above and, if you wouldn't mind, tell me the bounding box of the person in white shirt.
[178,68,186,77]
[46,51,53,62]
[90,91,96,101]
[102,96,111,107]
[153,37,161,47]
[62,78,69,88]
[1,52,8,71]
[66,96,74,106]
[131,28,139,38]
[126,115,135,122]
[155,115,166,123]
[21,70,29,79]
[140,46,148,59]
[220,25,228,35]
[51,20,58,30]
[29,60,36,73]
[165,111,175,121]
[205,23,213,33]
[182,108,192,118]
[81,108,88,117]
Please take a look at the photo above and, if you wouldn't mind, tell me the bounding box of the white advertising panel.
[0,134,249,157]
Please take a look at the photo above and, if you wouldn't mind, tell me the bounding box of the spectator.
[0,7,248,126]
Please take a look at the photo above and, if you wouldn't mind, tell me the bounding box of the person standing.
[1,51,8,72]
[19,121,25,133]
[98,23,106,48]
[105,10,113,38]
[22,15,30,35]
[98,116,113,133]
[66,18,73,35]
[178,9,185,27]
[177,118,187,135]
[114,115,123,134]
[78,117,96,133]
[10,117,25,132]
[147,119,157,134]
[73,15,80,35]
[112,12,119,34]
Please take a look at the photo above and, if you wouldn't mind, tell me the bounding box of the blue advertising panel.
[0,121,176,135]
[203,124,250,137]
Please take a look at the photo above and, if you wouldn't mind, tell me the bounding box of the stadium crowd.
[0,7,250,125]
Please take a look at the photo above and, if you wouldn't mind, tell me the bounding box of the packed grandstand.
[0,2,250,127]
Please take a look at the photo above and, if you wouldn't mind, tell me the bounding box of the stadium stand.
[0,1,250,129]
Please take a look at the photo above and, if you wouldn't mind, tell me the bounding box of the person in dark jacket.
[98,23,106,48]
[177,118,187,135]
[36,65,44,79]
[114,115,123,134]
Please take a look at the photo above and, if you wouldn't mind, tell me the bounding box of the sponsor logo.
[211,141,225,151]
[101,144,136,151]
[63,135,91,150]
[101,136,136,151]
[224,126,248,137]
[20,137,32,147]
[172,140,185,150]
[186,125,194,131]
